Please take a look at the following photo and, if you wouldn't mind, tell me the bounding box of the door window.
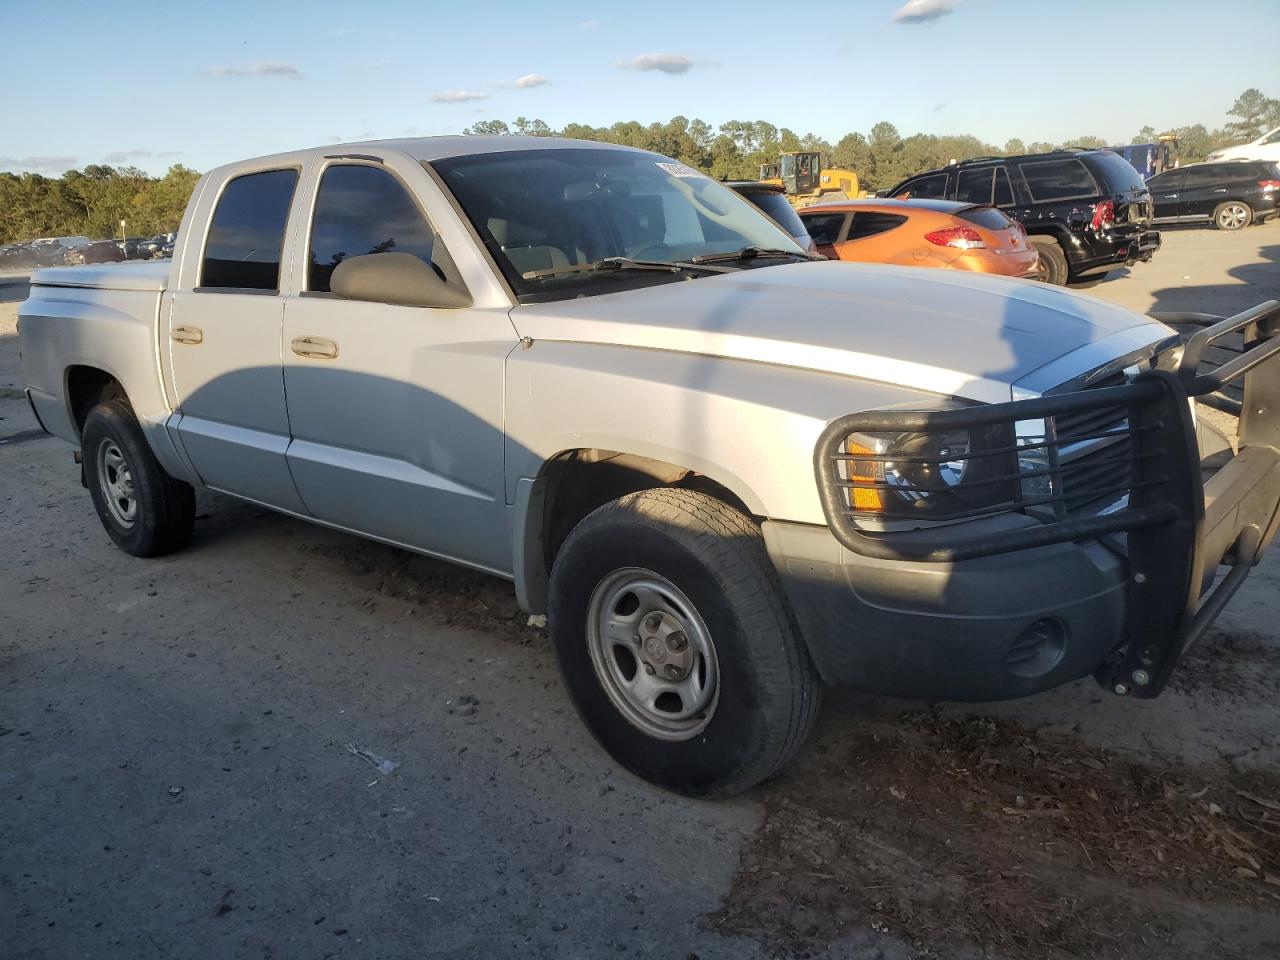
[308,165,439,293]
[955,168,994,204]
[896,173,948,200]
[993,168,1014,206]
[200,169,299,291]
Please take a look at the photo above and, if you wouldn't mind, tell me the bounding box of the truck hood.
[510,262,1172,403]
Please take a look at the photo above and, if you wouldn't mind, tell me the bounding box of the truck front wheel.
[82,398,195,557]
[547,488,820,797]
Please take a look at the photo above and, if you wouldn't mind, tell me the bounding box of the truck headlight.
[843,422,1019,521]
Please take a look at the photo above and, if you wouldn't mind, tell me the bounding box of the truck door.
[279,159,517,571]
[166,167,307,512]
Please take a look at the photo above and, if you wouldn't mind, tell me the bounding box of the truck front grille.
[1051,369,1135,518]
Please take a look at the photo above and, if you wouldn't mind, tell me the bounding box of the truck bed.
[30,261,169,291]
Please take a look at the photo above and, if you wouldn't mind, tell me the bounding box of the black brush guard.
[814,300,1280,699]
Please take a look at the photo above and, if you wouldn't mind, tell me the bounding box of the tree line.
[2,89,1275,245]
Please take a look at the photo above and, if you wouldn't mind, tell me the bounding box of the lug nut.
[664,664,682,679]
[1132,669,1150,686]
[1113,683,1129,695]
[645,614,662,632]
[643,663,656,676]
[666,632,687,652]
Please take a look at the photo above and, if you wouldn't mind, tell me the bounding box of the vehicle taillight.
[924,226,986,249]
[1090,199,1115,231]
[1259,179,1280,191]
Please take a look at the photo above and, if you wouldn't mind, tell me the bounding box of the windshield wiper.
[691,246,822,265]
[521,256,735,281]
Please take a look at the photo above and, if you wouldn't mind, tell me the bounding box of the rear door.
[1148,170,1185,220]
[167,166,307,511]
[1176,165,1227,219]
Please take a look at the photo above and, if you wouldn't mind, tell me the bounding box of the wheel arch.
[64,364,128,437]
[513,447,759,615]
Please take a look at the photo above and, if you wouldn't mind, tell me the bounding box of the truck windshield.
[430,148,804,300]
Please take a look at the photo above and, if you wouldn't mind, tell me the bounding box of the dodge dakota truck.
[18,137,1280,797]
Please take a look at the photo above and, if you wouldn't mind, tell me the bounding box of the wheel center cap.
[643,636,667,663]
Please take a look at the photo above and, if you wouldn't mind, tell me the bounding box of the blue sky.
[3,0,1276,176]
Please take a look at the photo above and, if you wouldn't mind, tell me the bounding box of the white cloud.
[101,148,181,163]
[431,89,490,103]
[617,53,699,75]
[207,60,303,80]
[578,18,599,29]
[503,73,551,89]
[0,155,78,172]
[893,0,956,24]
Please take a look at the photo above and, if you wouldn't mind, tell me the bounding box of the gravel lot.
[3,223,1280,959]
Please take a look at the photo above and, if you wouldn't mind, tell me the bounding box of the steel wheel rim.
[97,439,137,528]
[1220,204,1248,229]
[585,567,720,741]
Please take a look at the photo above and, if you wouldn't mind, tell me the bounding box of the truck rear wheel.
[1030,237,1069,285]
[82,398,195,557]
[547,488,820,797]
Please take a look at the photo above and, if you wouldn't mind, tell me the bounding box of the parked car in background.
[799,199,1040,278]
[66,240,127,265]
[158,239,176,258]
[888,150,1161,286]
[0,243,37,268]
[30,237,91,266]
[1207,126,1280,163]
[138,233,176,258]
[725,181,817,253]
[1147,161,1280,230]
[117,237,150,259]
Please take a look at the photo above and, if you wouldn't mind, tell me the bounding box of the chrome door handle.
[172,325,203,345]
[291,335,339,360]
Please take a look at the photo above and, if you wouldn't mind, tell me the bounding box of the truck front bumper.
[781,301,1280,702]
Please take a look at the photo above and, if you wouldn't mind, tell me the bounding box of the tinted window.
[955,168,994,204]
[993,168,1014,206]
[1182,166,1224,187]
[1019,159,1098,202]
[1082,152,1147,193]
[896,173,948,200]
[847,212,907,240]
[801,212,846,245]
[201,169,298,290]
[957,207,1013,231]
[742,190,809,241]
[308,165,438,292]
[1149,170,1186,189]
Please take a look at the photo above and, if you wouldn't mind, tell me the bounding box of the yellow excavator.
[759,151,860,207]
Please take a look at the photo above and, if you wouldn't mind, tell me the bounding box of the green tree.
[1225,88,1278,143]
[1131,125,1157,144]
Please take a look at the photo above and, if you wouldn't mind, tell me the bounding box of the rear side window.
[743,191,809,241]
[847,212,908,240]
[1149,170,1185,189]
[1081,152,1147,193]
[801,212,846,245]
[308,165,438,292]
[955,168,994,204]
[896,173,948,200]
[993,168,1014,206]
[201,169,299,290]
[1019,159,1098,202]
[957,207,1013,231]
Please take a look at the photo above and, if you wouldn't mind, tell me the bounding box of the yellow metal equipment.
[758,151,860,207]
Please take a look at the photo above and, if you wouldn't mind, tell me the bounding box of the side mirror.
[330,252,472,309]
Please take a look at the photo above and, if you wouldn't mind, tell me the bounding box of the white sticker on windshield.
[656,161,706,179]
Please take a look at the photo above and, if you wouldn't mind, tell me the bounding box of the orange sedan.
[799,198,1040,278]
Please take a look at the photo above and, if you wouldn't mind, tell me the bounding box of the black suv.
[1147,161,1280,230]
[888,150,1161,285]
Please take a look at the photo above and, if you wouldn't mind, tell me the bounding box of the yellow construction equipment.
[758,151,860,207]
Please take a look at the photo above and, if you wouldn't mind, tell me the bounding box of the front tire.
[1214,201,1252,231]
[82,398,195,557]
[548,489,820,797]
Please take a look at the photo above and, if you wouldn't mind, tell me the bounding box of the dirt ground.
[3,223,1280,959]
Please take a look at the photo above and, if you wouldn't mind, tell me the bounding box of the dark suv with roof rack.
[887,150,1161,285]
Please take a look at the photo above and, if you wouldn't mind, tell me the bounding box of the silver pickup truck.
[18,136,1280,797]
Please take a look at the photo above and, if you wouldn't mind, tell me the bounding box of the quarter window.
[801,212,846,245]
[201,169,298,290]
[1019,159,1098,202]
[896,173,948,200]
[846,212,907,240]
[308,165,438,292]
